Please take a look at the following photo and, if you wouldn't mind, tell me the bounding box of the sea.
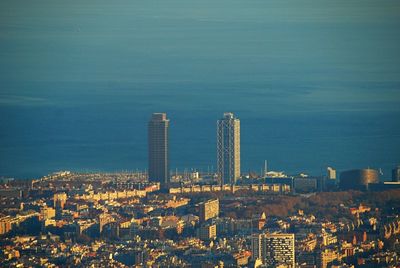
[0,0,399,179]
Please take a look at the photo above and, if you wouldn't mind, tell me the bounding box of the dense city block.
[1,170,399,267]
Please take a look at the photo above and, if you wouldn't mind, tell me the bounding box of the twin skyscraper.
[148,112,241,188]
[148,113,170,187]
[216,113,241,185]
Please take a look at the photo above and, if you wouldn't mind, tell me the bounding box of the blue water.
[0,0,399,179]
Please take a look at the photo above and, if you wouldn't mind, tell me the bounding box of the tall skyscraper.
[217,112,240,185]
[251,232,295,268]
[148,113,170,188]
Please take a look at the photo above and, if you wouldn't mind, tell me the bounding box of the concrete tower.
[217,112,240,185]
[148,113,169,188]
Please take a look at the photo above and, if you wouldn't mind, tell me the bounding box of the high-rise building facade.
[217,112,240,185]
[327,167,336,180]
[251,233,295,268]
[198,223,217,241]
[324,166,337,190]
[148,113,170,187]
[199,199,219,222]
